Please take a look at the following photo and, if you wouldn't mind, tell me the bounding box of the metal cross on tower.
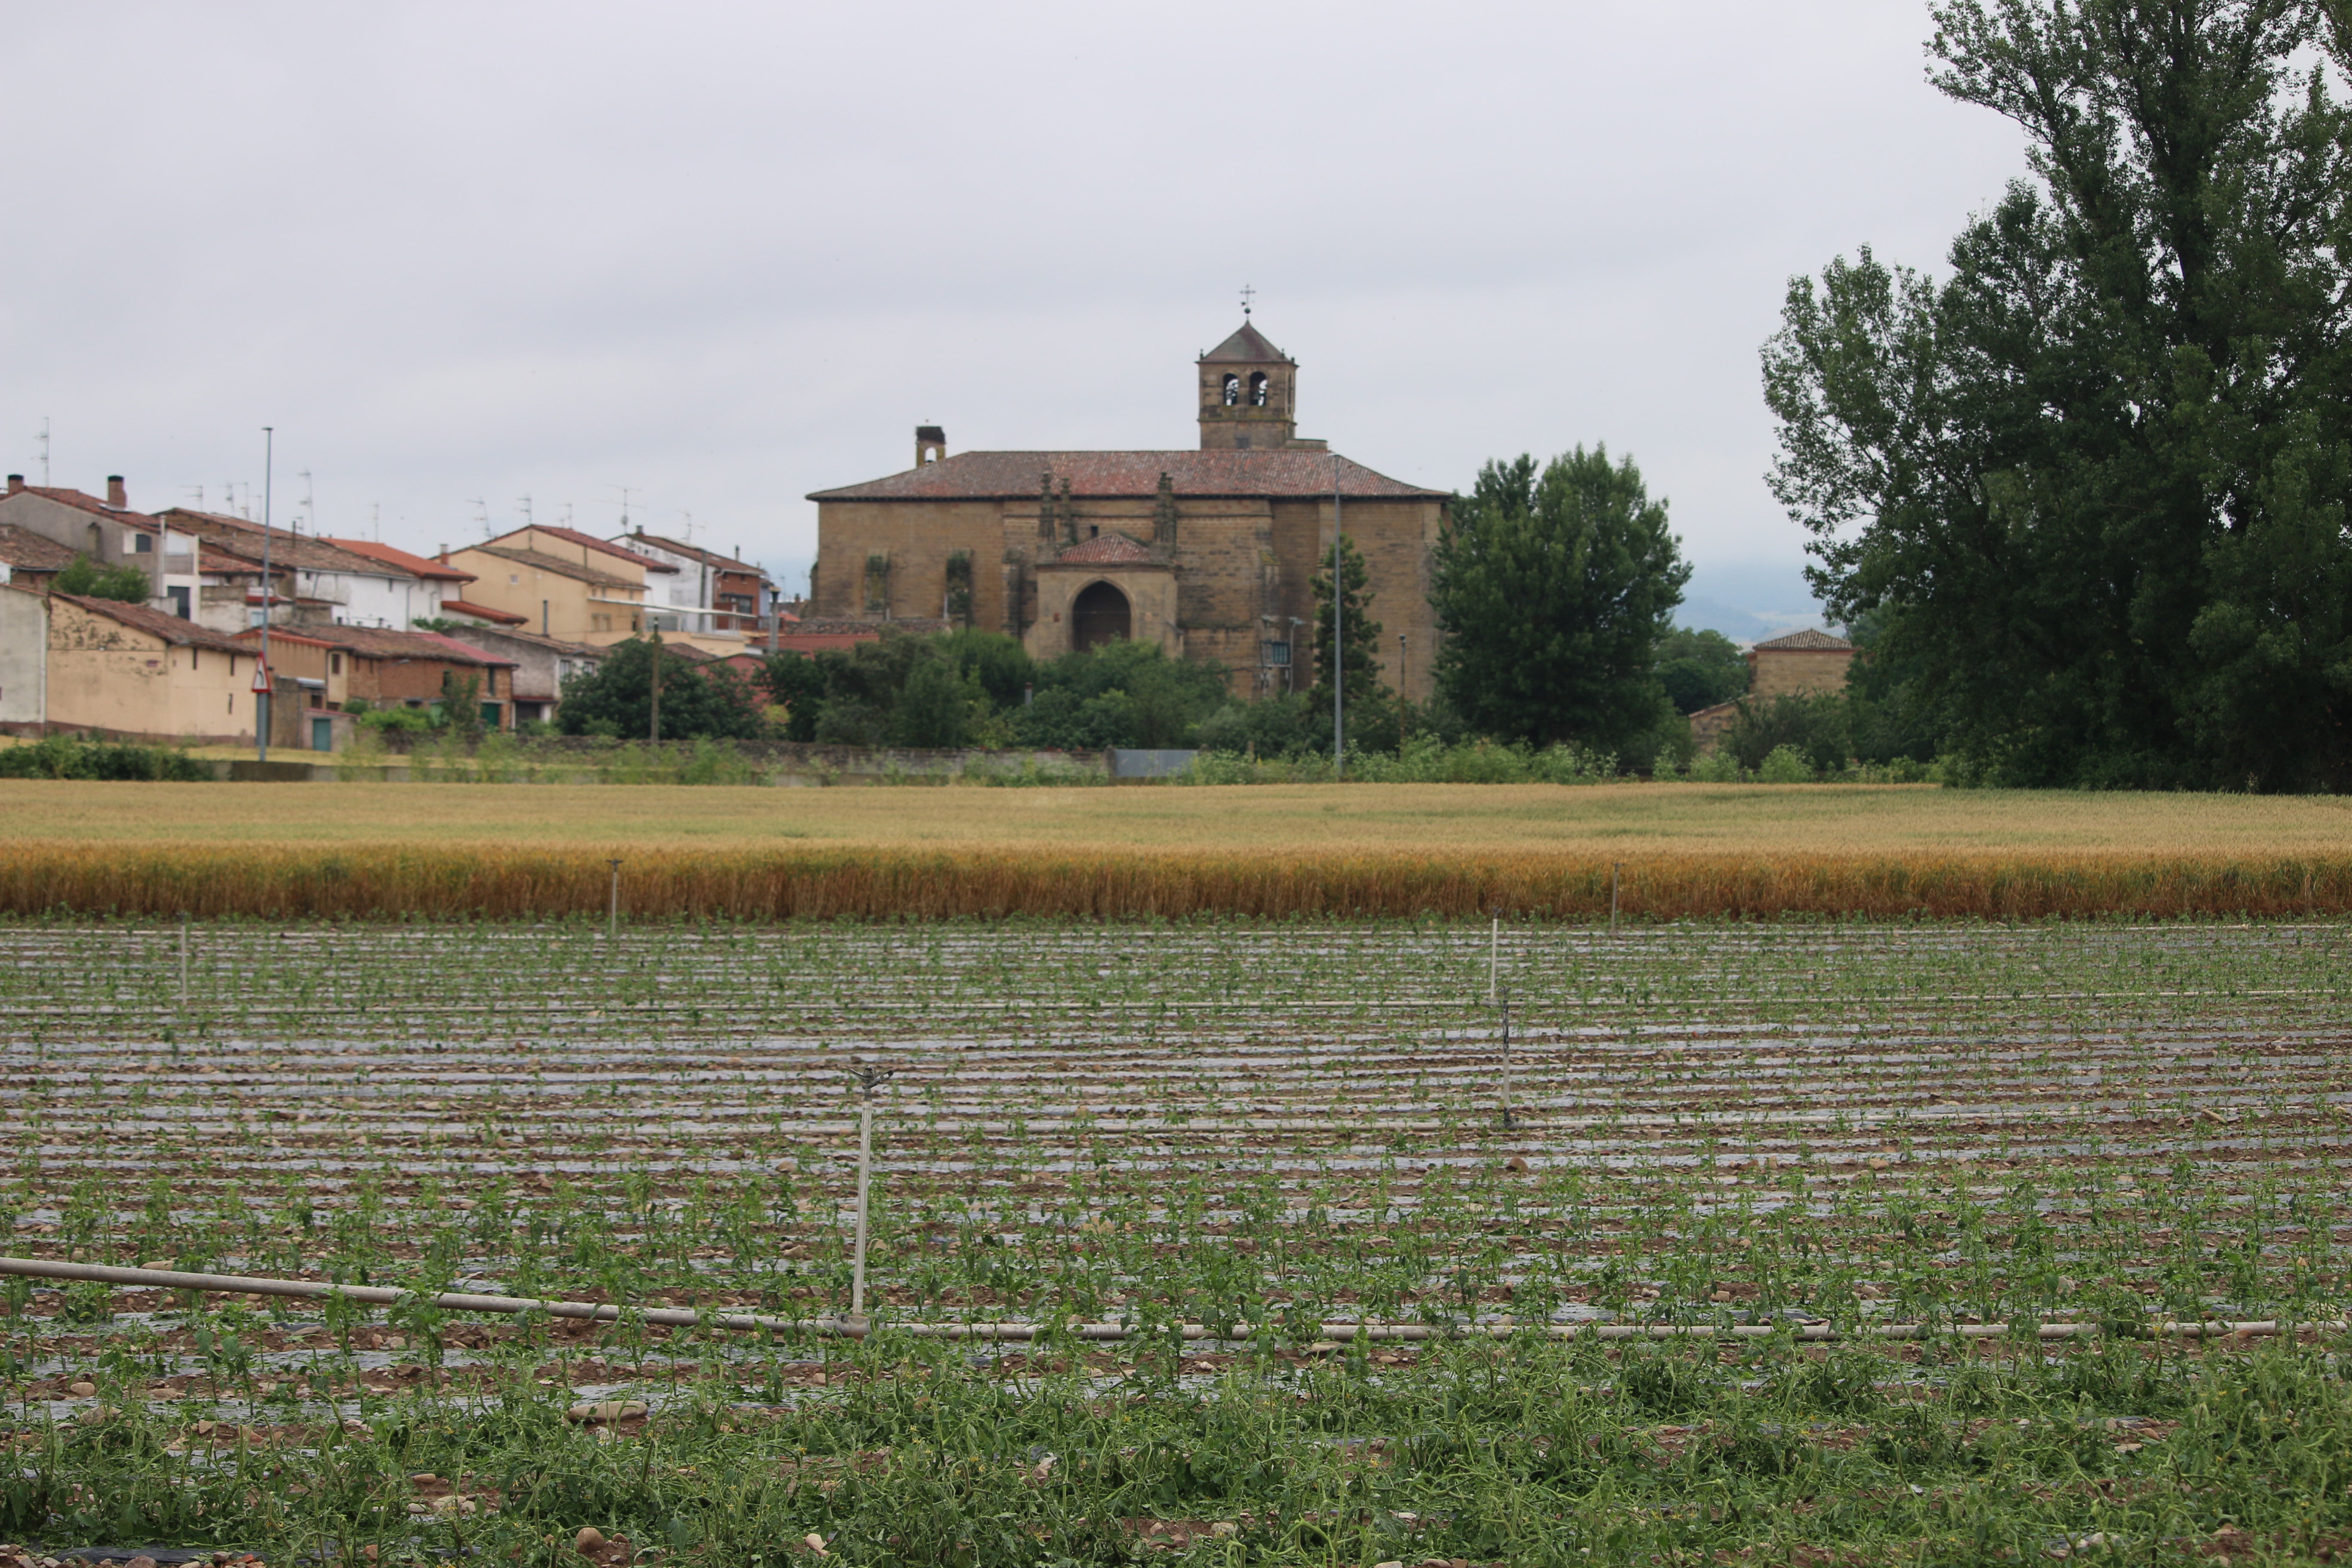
[1239,284,1256,315]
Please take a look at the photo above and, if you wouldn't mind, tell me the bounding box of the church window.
[1249,371,1269,406]
[1221,374,1240,406]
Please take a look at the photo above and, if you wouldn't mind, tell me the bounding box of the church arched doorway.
[1072,579,1130,651]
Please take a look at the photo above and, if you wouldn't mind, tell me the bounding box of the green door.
[310,717,333,752]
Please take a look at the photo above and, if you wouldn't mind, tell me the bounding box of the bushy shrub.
[1757,744,1815,783]
[0,735,210,781]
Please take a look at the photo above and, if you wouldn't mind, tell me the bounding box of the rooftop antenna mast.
[613,484,638,531]
[297,470,313,537]
[468,497,490,539]
[371,502,381,542]
[517,495,533,529]
[36,418,49,486]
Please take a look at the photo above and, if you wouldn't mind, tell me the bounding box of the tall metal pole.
[1499,984,1513,1130]
[851,1096,874,1323]
[1332,467,1344,777]
[607,858,622,940]
[257,426,273,763]
[647,630,662,745]
[1611,862,1623,936]
[178,913,189,1011]
[1488,910,1500,1004]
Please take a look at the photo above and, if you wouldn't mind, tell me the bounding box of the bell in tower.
[1197,319,1299,451]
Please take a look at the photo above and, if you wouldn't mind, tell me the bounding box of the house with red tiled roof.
[615,531,775,638]
[441,527,667,647]
[234,623,518,731]
[157,509,448,634]
[805,318,1447,698]
[0,475,203,621]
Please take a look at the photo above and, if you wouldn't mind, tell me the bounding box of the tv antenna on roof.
[1238,284,1256,316]
[468,497,490,538]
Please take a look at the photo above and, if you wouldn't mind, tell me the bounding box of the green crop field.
[7,918,2352,1565]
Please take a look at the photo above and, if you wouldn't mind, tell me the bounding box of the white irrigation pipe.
[0,1259,2331,1345]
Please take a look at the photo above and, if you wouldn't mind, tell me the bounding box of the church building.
[805,319,1447,701]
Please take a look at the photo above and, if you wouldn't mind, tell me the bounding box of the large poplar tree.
[1764,0,2352,790]
[1430,447,1688,751]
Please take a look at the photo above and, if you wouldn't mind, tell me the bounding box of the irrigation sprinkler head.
[846,1062,894,1099]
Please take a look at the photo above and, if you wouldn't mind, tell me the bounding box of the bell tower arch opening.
[1071,579,1131,651]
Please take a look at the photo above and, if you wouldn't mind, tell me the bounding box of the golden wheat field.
[0,778,2347,918]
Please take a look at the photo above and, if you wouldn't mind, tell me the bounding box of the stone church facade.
[805,321,1447,702]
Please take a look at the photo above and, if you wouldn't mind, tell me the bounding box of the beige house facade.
[444,525,672,647]
[45,592,258,744]
[806,320,1449,701]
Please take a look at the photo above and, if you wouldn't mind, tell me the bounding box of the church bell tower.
[1197,319,1298,450]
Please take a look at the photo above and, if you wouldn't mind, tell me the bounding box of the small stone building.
[806,319,1448,701]
[1689,628,1857,752]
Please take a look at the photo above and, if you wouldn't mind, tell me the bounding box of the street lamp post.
[257,426,273,764]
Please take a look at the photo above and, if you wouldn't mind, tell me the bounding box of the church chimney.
[915,426,946,467]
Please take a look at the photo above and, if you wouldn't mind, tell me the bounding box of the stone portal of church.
[1071,580,1130,650]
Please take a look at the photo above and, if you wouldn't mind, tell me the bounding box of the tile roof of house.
[493,525,675,573]
[619,532,776,579]
[1044,532,1164,566]
[158,510,415,578]
[461,545,644,591]
[0,524,81,573]
[8,485,163,530]
[236,623,517,667]
[53,592,248,650]
[442,599,528,625]
[809,450,1442,504]
[446,625,604,658]
[1200,321,1291,364]
[323,538,477,582]
[1753,628,1854,652]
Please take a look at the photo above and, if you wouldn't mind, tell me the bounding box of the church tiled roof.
[1047,532,1164,566]
[809,450,1442,503]
[1200,321,1290,363]
[1753,628,1853,652]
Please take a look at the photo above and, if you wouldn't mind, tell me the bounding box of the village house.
[1689,628,1859,751]
[322,537,491,626]
[0,525,80,594]
[442,526,668,645]
[613,531,775,638]
[156,509,441,633]
[42,591,259,743]
[0,585,46,732]
[233,624,518,732]
[440,623,603,726]
[0,475,201,619]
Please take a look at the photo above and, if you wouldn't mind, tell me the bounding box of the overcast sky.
[1,1,2023,638]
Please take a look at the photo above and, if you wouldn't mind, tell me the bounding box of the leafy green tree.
[1431,447,1690,750]
[1763,0,2352,790]
[1308,533,1388,712]
[1655,628,1748,714]
[436,671,486,741]
[557,636,765,741]
[54,555,151,603]
[888,657,986,748]
[759,651,830,741]
[1724,694,1851,777]
[1009,640,1230,750]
